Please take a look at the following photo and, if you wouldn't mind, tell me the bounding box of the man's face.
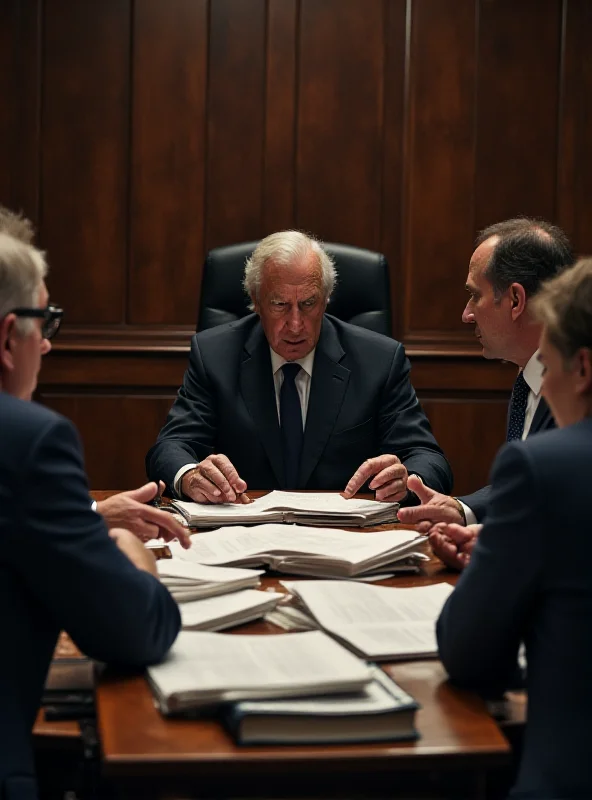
[462,237,516,360]
[538,327,590,429]
[3,282,52,400]
[253,253,327,360]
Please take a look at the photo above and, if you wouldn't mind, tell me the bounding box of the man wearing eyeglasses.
[0,231,181,799]
[0,204,191,546]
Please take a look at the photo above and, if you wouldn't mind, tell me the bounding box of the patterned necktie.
[507,372,530,442]
[280,363,304,488]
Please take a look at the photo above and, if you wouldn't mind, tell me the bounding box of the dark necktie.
[280,363,303,488]
[507,372,529,442]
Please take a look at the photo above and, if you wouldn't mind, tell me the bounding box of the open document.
[280,580,455,660]
[147,630,372,715]
[168,523,424,578]
[172,490,399,528]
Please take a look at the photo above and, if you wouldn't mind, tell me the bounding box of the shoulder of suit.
[0,393,74,446]
[193,314,259,346]
[323,314,402,353]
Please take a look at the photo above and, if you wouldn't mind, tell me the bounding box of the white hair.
[243,230,337,309]
[0,233,48,335]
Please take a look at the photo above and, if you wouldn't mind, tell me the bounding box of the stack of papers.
[156,559,263,602]
[180,589,283,632]
[147,630,373,714]
[224,666,419,745]
[172,491,399,528]
[278,580,454,660]
[168,523,424,579]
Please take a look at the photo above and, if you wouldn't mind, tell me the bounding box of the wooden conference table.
[37,491,512,798]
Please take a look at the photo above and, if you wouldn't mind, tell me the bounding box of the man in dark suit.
[438,258,592,799]
[398,218,573,567]
[0,231,181,799]
[147,231,452,504]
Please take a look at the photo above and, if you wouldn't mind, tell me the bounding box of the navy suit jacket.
[0,393,181,800]
[437,418,592,799]
[146,314,452,498]
[458,397,555,521]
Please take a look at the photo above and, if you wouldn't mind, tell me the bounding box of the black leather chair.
[197,241,392,336]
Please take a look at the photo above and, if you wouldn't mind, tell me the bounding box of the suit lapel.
[529,396,555,436]
[240,324,284,486]
[299,319,350,487]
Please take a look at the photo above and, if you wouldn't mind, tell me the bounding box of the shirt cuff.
[174,464,199,498]
[91,500,98,512]
[457,500,477,526]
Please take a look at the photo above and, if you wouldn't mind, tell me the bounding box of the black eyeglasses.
[11,304,64,340]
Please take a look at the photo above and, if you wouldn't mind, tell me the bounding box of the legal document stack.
[147,630,373,715]
[172,490,399,528]
[168,523,424,579]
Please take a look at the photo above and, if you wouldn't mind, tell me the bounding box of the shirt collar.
[270,347,316,378]
[521,349,543,396]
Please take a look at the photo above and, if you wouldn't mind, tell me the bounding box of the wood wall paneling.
[403,0,477,341]
[296,0,385,247]
[474,0,562,230]
[262,0,298,234]
[4,0,589,491]
[38,393,177,489]
[129,0,208,325]
[558,0,592,255]
[205,0,267,249]
[421,398,509,497]
[40,0,130,325]
[381,0,408,341]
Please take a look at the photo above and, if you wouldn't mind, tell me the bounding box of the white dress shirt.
[173,347,317,496]
[270,347,316,427]
[460,350,543,524]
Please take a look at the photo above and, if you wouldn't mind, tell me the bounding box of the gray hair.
[0,205,36,245]
[243,231,337,309]
[0,233,48,335]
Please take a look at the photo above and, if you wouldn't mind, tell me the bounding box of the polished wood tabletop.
[35,489,511,795]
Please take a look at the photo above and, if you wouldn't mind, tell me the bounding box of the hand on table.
[342,455,408,502]
[181,454,252,505]
[109,528,158,577]
[429,522,481,570]
[396,475,465,533]
[96,482,191,549]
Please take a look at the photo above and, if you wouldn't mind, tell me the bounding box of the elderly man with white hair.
[147,230,451,504]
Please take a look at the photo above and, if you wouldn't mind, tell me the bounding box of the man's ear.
[509,282,527,320]
[574,348,592,396]
[0,314,17,373]
[251,294,260,315]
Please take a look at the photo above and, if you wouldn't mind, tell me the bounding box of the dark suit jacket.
[458,397,555,521]
[146,314,452,498]
[0,393,181,800]
[437,418,592,799]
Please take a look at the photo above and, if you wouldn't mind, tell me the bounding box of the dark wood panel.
[381,0,408,340]
[0,0,17,207]
[40,0,130,324]
[474,0,562,230]
[38,393,176,490]
[421,398,508,497]
[263,0,298,233]
[403,0,476,339]
[205,0,266,249]
[558,0,592,255]
[129,0,208,325]
[0,0,41,220]
[296,0,385,246]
